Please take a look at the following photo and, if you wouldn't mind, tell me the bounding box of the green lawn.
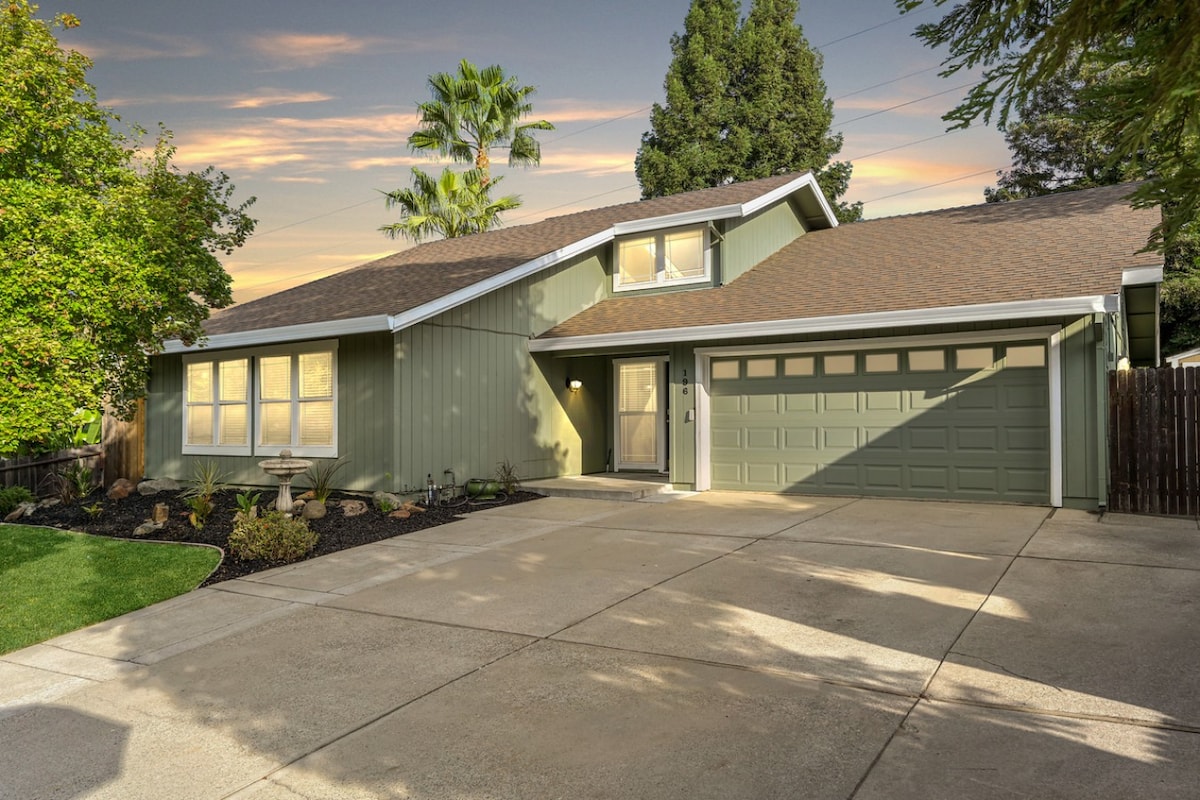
[0,524,221,655]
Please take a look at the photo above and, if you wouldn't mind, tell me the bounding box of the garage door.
[708,343,1050,503]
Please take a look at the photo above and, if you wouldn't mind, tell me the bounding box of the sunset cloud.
[228,90,336,109]
[74,32,208,61]
[102,89,334,109]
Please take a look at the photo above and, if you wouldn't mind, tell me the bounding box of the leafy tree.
[407,59,555,186]
[980,52,1200,354]
[636,0,862,223]
[899,0,1200,252]
[380,167,520,242]
[0,1,255,455]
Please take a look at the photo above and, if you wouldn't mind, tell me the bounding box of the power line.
[837,81,977,126]
[814,4,930,49]
[832,65,941,101]
[843,124,979,162]
[252,196,378,238]
[859,167,1002,205]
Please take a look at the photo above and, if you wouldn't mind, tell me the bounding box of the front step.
[523,474,674,502]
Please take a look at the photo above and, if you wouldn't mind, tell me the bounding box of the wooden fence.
[0,445,104,494]
[0,401,145,495]
[1108,366,1200,515]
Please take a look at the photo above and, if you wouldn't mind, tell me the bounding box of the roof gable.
[533,183,1163,349]
[168,172,833,353]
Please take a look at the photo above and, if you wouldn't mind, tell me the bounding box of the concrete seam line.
[914,693,1200,736]
[218,635,544,800]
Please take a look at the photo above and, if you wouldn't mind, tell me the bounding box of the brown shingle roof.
[204,172,808,336]
[538,183,1162,341]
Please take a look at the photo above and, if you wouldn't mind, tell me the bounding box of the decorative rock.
[5,503,35,522]
[152,503,170,524]
[38,498,60,509]
[401,501,426,513]
[107,478,135,500]
[372,491,404,511]
[292,498,307,512]
[341,499,368,517]
[298,490,316,501]
[138,478,180,496]
[301,499,327,520]
[389,509,411,520]
[132,521,164,537]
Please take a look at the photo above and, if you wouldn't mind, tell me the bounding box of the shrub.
[227,511,318,563]
[302,456,349,503]
[183,460,226,529]
[0,486,34,517]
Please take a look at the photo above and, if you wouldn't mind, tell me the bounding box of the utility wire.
[859,167,1002,205]
[814,4,930,49]
[837,81,977,126]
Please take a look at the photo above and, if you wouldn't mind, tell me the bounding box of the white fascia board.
[1122,265,1163,285]
[741,172,839,227]
[612,205,744,236]
[162,315,394,354]
[529,294,1117,353]
[388,229,616,332]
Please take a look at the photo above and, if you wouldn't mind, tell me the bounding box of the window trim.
[613,226,711,292]
[181,340,338,458]
[181,356,252,457]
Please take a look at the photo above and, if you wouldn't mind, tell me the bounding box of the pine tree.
[636,0,861,222]
[634,0,740,198]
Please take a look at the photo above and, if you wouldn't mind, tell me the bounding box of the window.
[184,358,250,455]
[615,227,709,290]
[956,347,995,370]
[745,358,777,378]
[865,353,899,373]
[183,342,337,457]
[824,354,857,375]
[784,356,814,376]
[711,360,740,380]
[1006,345,1046,368]
[908,350,945,372]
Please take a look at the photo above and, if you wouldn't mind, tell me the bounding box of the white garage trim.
[693,326,1064,506]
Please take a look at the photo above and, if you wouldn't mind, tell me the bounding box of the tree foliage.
[0,1,255,454]
[900,0,1200,252]
[407,59,554,186]
[979,48,1200,354]
[380,167,520,242]
[636,0,861,223]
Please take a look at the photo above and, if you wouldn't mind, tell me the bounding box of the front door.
[614,357,667,472]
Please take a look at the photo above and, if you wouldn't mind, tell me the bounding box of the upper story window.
[614,227,710,291]
[183,341,337,458]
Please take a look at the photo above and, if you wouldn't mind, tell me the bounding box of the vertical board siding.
[394,252,607,488]
[720,201,806,284]
[143,332,393,491]
[1108,366,1200,515]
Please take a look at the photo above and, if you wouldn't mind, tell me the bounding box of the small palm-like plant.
[302,456,348,503]
[183,460,226,529]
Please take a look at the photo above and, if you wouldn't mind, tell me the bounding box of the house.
[1166,347,1200,368]
[151,173,1162,510]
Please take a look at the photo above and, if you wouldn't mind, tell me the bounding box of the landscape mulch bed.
[27,488,543,587]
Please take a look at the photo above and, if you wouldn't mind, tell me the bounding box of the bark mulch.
[26,487,543,587]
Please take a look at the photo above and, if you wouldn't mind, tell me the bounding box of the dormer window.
[614,227,709,291]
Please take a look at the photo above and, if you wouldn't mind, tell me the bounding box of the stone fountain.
[258,449,313,514]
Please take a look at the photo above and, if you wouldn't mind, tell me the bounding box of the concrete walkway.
[2,494,1199,799]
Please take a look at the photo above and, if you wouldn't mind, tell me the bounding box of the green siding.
[720,200,807,284]
[393,252,609,488]
[1059,315,1102,506]
[144,332,394,491]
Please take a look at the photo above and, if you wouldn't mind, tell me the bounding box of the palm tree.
[407,60,554,186]
[379,167,520,243]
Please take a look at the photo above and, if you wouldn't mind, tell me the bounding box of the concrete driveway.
[2,493,1198,799]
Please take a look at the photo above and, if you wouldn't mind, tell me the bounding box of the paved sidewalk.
[2,495,1198,799]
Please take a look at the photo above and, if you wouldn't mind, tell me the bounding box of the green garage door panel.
[709,346,1050,503]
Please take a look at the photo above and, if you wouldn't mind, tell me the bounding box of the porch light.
[567,378,583,393]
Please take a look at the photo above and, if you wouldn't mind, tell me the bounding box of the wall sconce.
[567,378,583,393]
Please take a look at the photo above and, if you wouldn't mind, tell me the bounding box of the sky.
[49,0,1014,304]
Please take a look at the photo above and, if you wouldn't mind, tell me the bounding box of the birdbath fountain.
[258,449,313,514]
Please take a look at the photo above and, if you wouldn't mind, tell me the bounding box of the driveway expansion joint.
[946,651,1065,692]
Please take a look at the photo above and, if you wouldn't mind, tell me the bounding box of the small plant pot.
[465,479,501,500]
